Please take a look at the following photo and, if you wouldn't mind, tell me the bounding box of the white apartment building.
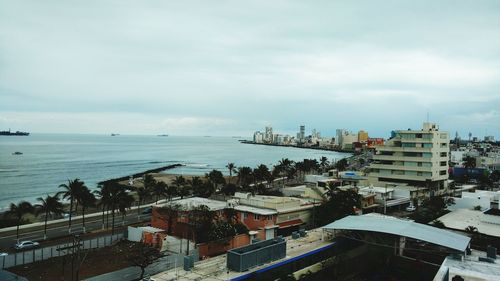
[368,123,450,193]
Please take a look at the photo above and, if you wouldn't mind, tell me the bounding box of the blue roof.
[322,214,470,252]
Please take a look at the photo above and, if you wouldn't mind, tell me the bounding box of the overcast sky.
[1,1,499,138]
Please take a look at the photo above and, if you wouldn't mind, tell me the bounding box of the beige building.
[368,123,449,194]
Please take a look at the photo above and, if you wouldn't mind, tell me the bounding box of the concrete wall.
[197,233,250,258]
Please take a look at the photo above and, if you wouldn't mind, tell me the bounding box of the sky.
[0,1,499,138]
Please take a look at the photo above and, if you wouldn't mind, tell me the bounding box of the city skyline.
[1,1,499,138]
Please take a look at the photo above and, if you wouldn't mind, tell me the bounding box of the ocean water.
[0,134,350,210]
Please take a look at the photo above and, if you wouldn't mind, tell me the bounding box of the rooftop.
[438,209,500,238]
[323,213,470,252]
[233,204,277,216]
[162,197,227,211]
[435,249,500,280]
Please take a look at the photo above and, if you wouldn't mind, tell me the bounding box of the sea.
[0,134,351,210]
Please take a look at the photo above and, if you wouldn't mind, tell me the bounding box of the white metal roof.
[322,214,470,252]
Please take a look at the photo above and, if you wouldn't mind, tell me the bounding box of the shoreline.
[239,140,356,154]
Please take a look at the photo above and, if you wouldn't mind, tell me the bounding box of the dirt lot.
[9,240,146,281]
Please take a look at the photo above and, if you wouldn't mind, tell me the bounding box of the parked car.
[406,204,417,212]
[15,241,40,250]
[142,207,152,214]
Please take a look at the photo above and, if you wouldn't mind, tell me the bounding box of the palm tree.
[166,185,178,201]
[226,163,237,183]
[172,176,187,198]
[118,191,134,227]
[58,178,85,233]
[6,201,34,242]
[79,188,96,233]
[94,183,111,230]
[237,166,253,186]
[107,183,133,235]
[153,181,167,204]
[143,174,157,191]
[320,156,330,173]
[36,195,64,240]
[135,187,151,218]
[206,170,225,190]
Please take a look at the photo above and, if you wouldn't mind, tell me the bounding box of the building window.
[440,152,447,157]
[423,143,433,148]
[242,212,247,220]
[422,152,432,158]
[417,172,423,176]
[440,170,447,175]
[440,161,447,166]
[440,143,447,148]
[254,214,261,220]
[267,215,273,220]
[402,143,416,148]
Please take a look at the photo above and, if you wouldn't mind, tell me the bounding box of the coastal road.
[0,209,156,251]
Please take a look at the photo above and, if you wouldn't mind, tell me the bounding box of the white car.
[406,204,417,212]
[15,240,40,250]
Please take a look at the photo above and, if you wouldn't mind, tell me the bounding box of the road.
[0,210,154,251]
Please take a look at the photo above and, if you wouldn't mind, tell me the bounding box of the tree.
[107,182,133,235]
[79,187,96,233]
[237,166,253,186]
[254,164,271,186]
[431,220,446,229]
[135,187,151,218]
[226,163,237,183]
[118,189,134,226]
[36,195,64,240]
[206,170,226,190]
[221,183,237,196]
[172,176,188,199]
[143,174,157,191]
[465,225,478,234]
[335,159,348,171]
[58,178,86,233]
[153,181,167,204]
[166,184,178,201]
[128,243,164,279]
[315,187,361,226]
[320,156,330,173]
[94,183,112,230]
[6,201,34,242]
[463,156,476,169]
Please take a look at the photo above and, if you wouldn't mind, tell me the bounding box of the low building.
[434,248,500,281]
[438,208,500,238]
[234,193,315,236]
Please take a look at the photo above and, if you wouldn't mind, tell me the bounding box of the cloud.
[0,1,499,138]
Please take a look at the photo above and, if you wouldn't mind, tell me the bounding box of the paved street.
[0,206,157,252]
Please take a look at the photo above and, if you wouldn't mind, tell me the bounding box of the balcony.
[377,146,432,153]
[369,164,432,172]
[372,154,433,162]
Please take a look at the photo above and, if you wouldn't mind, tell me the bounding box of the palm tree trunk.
[44,210,48,240]
[82,206,86,233]
[16,219,20,243]
[68,199,73,233]
[101,205,105,230]
[111,208,115,235]
[137,199,141,221]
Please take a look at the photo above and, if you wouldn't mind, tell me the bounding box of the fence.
[84,250,199,281]
[1,233,124,269]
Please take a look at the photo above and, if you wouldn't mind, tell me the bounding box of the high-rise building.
[299,125,305,140]
[368,123,450,193]
[358,130,369,143]
[336,129,346,146]
[253,131,264,143]
[265,126,273,143]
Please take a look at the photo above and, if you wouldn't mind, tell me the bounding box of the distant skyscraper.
[265,126,273,143]
[299,125,305,140]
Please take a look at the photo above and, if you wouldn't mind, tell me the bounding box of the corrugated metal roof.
[322,214,470,252]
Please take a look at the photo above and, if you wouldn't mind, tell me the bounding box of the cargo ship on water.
[0,129,29,136]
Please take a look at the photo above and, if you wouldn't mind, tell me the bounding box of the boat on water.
[0,129,29,136]
[111,133,120,136]
[157,134,169,137]
[12,152,23,155]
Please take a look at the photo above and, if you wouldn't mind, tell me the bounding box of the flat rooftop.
[152,228,330,281]
[162,197,227,211]
[435,250,500,280]
[438,209,500,238]
[234,205,277,216]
